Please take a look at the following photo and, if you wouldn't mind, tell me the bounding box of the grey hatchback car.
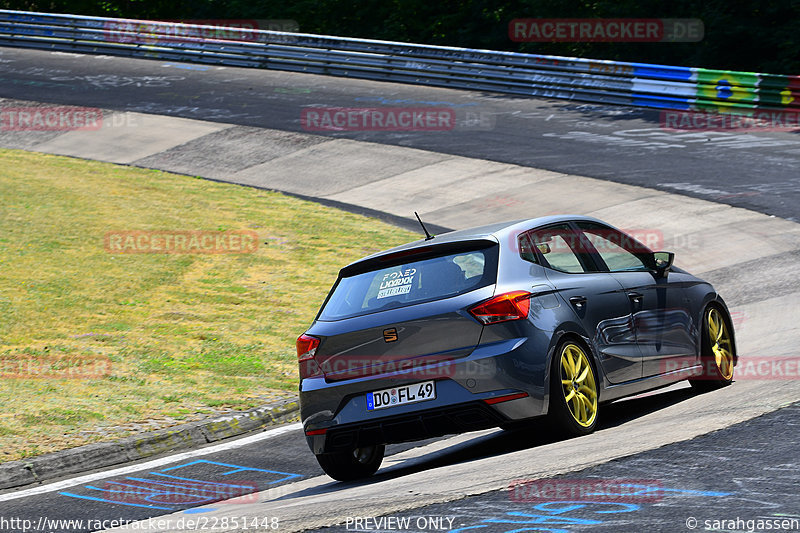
[296,216,736,480]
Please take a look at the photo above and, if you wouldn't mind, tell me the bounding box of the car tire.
[689,306,735,391]
[315,444,385,481]
[548,339,599,437]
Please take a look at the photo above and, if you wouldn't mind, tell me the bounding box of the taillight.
[296,334,320,361]
[296,334,321,379]
[469,291,532,324]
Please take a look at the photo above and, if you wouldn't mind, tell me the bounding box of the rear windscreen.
[318,245,497,321]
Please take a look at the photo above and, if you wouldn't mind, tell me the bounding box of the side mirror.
[653,251,675,277]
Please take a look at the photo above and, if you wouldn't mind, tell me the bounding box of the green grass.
[0,148,417,462]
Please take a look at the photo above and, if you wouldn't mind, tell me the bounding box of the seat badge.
[383,328,398,342]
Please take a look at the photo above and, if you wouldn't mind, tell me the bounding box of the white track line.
[0,422,302,502]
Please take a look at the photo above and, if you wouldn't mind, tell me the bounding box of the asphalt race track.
[321,402,800,533]
[0,426,448,533]
[3,395,797,533]
[1,47,800,222]
[0,45,799,532]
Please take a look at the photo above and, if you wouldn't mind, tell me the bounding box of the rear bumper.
[307,401,507,454]
[300,334,553,454]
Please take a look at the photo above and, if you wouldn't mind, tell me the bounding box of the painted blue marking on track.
[160,460,301,482]
[447,485,734,532]
[83,479,213,506]
[83,482,174,495]
[183,507,217,513]
[59,460,302,508]
[622,484,731,497]
[484,512,602,526]
[121,476,234,502]
[503,529,568,533]
[532,502,639,514]
[58,491,172,510]
[148,472,259,488]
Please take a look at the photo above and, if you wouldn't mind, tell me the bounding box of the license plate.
[366,381,436,411]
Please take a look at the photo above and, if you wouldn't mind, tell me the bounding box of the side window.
[518,233,539,264]
[525,225,590,274]
[577,223,651,272]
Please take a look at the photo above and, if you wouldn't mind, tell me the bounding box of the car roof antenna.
[414,211,435,241]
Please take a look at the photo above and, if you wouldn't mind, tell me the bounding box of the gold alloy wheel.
[559,343,598,427]
[708,308,734,380]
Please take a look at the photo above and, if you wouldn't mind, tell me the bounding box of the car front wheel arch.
[689,303,736,391]
[547,334,601,436]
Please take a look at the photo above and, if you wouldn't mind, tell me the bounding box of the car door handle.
[569,296,587,309]
[627,292,643,304]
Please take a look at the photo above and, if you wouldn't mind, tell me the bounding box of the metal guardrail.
[1,9,798,113]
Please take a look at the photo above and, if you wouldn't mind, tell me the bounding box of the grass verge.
[0,148,417,462]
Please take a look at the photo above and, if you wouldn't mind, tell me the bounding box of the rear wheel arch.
[547,335,601,435]
[544,329,604,400]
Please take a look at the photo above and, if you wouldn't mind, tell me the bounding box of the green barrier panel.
[694,68,759,112]
[758,74,800,109]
